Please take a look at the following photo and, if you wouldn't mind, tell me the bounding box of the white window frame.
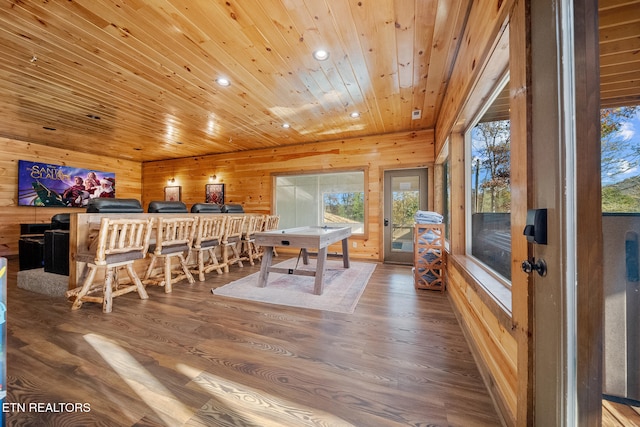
[464,73,512,286]
[273,169,368,237]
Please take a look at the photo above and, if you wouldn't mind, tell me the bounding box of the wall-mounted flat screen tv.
[18,160,116,207]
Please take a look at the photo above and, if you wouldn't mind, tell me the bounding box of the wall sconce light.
[168,177,175,185]
[209,174,217,182]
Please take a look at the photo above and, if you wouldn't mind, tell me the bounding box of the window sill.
[448,253,513,333]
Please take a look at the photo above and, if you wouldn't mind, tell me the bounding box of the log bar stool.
[66,217,154,313]
[190,215,227,281]
[263,215,280,232]
[222,215,246,272]
[262,215,280,257]
[241,215,265,265]
[144,216,197,293]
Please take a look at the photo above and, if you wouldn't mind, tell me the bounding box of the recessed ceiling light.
[282,123,290,129]
[216,77,230,87]
[313,49,329,61]
[350,111,360,118]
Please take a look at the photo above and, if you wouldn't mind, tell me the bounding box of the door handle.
[384,218,389,226]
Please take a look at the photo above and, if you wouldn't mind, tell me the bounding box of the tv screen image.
[17,160,116,207]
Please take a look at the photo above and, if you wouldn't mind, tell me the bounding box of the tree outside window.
[472,120,511,214]
[470,119,512,280]
[323,192,364,224]
[275,171,366,234]
[601,106,640,213]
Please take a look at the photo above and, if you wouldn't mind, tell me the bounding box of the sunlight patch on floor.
[176,363,356,426]
[84,333,193,425]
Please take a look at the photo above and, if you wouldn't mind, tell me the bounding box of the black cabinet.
[44,230,70,276]
[19,223,51,271]
[19,221,70,275]
[18,237,45,271]
[20,223,51,235]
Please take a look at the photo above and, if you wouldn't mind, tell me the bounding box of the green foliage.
[602,176,640,213]
[323,192,365,222]
[600,106,639,213]
[392,191,419,226]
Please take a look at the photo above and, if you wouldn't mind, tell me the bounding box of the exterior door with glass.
[383,168,428,264]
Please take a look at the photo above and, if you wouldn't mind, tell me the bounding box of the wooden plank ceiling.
[599,0,640,109]
[0,0,637,163]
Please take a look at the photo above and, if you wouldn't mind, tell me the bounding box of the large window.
[467,78,512,281]
[275,170,366,234]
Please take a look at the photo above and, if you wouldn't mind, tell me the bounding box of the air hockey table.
[254,225,352,295]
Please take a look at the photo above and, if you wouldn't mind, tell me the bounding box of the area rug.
[212,258,376,314]
[17,268,68,297]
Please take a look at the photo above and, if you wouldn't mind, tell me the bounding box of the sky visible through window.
[601,108,639,213]
[603,109,640,185]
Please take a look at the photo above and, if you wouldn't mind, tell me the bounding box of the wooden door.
[513,0,602,425]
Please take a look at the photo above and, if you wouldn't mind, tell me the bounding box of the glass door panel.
[383,168,428,264]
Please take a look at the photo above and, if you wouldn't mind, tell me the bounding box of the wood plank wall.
[142,130,435,261]
[441,132,517,425]
[447,263,517,425]
[430,2,518,424]
[434,0,512,153]
[0,136,142,257]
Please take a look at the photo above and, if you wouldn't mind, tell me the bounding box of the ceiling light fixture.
[313,49,329,61]
[350,111,360,118]
[282,123,290,129]
[216,77,230,87]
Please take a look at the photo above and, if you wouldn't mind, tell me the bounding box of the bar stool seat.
[65,217,153,313]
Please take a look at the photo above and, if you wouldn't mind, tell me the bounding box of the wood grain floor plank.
[4,258,502,426]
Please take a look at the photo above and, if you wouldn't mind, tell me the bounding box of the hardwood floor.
[603,399,640,427]
[4,257,502,426]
